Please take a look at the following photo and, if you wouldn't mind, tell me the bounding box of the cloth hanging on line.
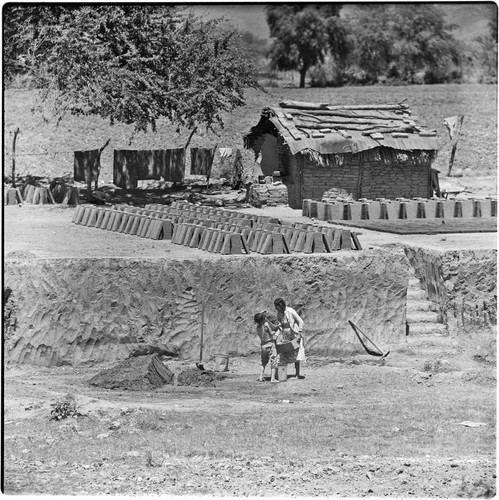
[136,150,164,180]
[113,150,138,188]
[163,148,186,182]
[219,147,233,158]
[74,149,101,183]
[113,148,186,187]
[190,147,216,176]
[444,115,464,141]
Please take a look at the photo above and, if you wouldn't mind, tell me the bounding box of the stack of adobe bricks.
[3,187,23,205]
[19,183,80,205]
[303,197,498,222]
[18,185,57,205]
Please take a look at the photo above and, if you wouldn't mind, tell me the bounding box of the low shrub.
[50,395,83,421]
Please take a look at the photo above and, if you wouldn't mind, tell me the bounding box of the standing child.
[274,298,305,379]
[254,311,278,383]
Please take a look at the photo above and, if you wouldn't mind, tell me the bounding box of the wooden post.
[447,115,464,177]
[199,303,205,365]
[96,138,111,190]
[11,128,20,188]
[86,167,93,203]
[87,139,111,202]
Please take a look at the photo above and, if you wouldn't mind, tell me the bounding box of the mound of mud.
[177,368,226,387]
[89,354,174,391]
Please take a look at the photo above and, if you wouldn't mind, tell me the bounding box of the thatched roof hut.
[244,100,440,209]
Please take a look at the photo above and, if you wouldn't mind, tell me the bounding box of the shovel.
[348,320,390,359]
[196,303,205,370]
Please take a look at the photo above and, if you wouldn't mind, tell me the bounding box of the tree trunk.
[11,128,20,188]
[299,67,307,88]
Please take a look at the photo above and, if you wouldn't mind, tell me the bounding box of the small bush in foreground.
[50,394,83,421]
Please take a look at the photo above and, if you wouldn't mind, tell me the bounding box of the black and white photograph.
[3,1,497,496]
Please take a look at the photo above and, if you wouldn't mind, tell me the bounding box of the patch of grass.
[4,366,495,477]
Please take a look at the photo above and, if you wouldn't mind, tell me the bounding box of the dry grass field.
[3,84,497,185]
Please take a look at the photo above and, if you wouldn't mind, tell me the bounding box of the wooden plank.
[279,101,409,111]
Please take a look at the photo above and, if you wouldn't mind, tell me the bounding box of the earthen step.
[406,311,440,323]
[407,322,447,335]
[400,334,455,349]
[406,300,437,313]
[407,289,426,300]
[408,277,421,287]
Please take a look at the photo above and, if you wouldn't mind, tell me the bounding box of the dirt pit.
[3,349,496,497]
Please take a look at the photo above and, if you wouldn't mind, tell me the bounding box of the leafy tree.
[343,4,461,85]
[389,4,460,84]
[266,4,345,88]
[473,9,498,82]
[3,5,74,82]
[3,5,261,135]
[344,5,393,84]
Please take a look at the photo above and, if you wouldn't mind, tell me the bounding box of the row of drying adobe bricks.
[4,183,79,206]
[71,205,174,239]
[70,202,362,254]
[149,201,280,226]
[156,200,362,253]
[303,197,498,221]
[70,204,260,240]
[170,220,361,254]
[70,203,274,241]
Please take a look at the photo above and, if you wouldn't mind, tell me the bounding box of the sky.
[186,3,269,39]
[185,2,494,42]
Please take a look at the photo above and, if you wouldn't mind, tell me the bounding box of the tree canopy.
[339,4,462,85]
[3,5,261,134]
[389,4,460,83]
[264,3,467,87]
[266,4,345,88]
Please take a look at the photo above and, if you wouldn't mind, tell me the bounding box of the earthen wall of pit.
[404,247,497,334]
[5,250,409,366]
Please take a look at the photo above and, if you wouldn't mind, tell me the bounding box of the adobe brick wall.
[277,144,433,208]
[4,249,409,366]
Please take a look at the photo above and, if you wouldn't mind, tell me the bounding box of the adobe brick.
[111,211,124,231]
[118,213,131,232]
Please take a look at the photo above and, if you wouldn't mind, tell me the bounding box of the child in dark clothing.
[254,311,278,382]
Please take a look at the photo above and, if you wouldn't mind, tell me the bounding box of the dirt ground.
[3,195,497,261]
[3,347,496,497]
[3,176,497,497]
